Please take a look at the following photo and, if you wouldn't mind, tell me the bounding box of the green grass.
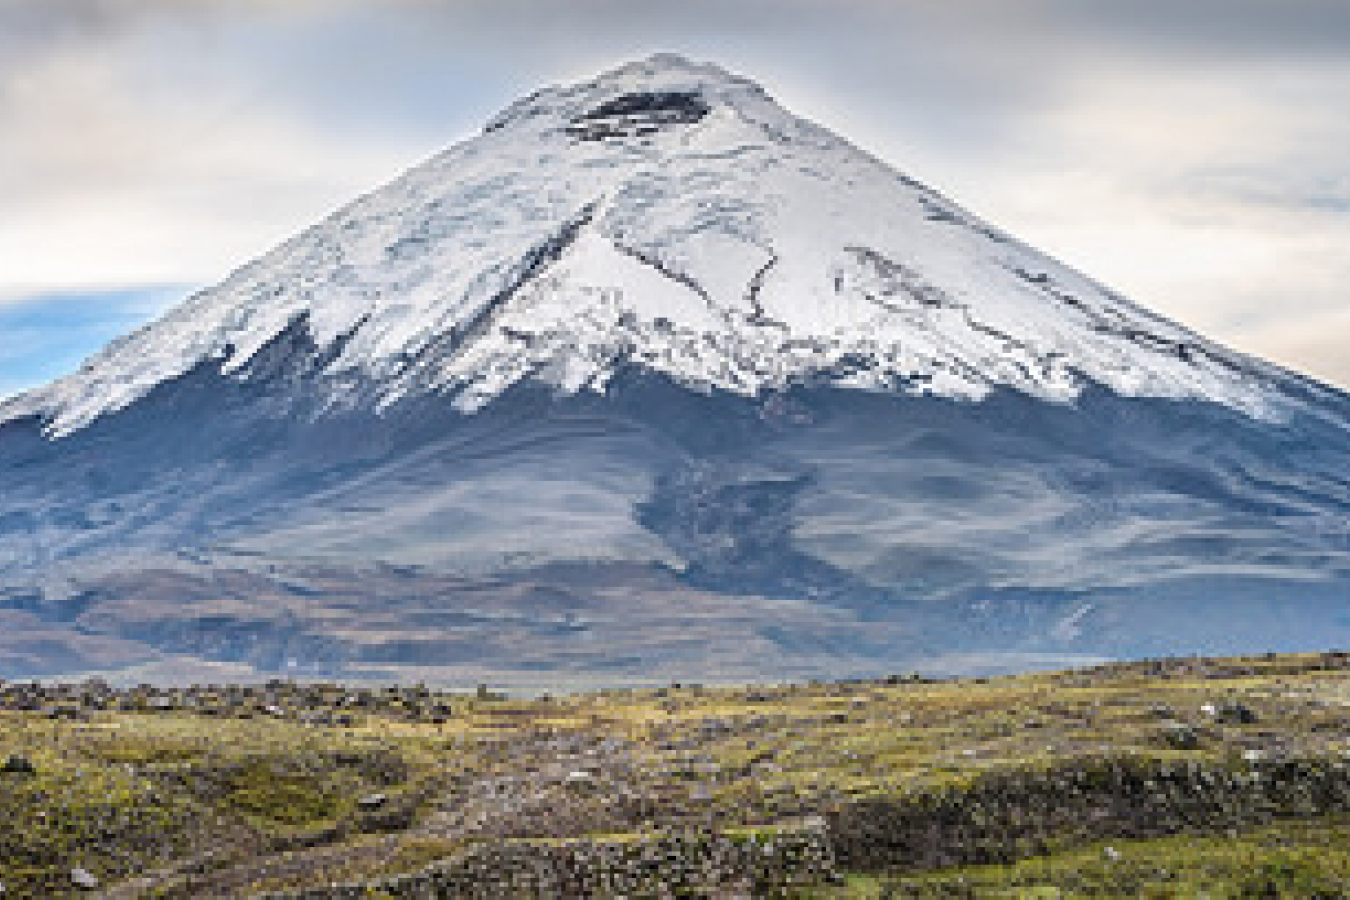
[0,712,462,897]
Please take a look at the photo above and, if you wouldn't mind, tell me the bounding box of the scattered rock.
[1161,723,1201,749]
[70,868,99,890]
[357,793,388,812]
[1206,701,1258,724]
[2,755,35,775]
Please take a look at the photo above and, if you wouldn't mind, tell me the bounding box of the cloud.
[1238,307,1350,391]
[0,0,302,42]
[1026,0,1350,56]
[1176,168,1350,217]
[0,11,436,290]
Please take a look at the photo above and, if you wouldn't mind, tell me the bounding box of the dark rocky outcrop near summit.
[567,90,711,140]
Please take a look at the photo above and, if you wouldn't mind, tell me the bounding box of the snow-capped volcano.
[3,55,1350,684]
[1,54,1277,438]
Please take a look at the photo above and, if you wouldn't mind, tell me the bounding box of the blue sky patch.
[0,286,189,399]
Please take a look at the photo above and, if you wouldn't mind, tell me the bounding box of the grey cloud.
[1178,169,1350,216]
[0,0,217,56]
[1027,0,1350,55]
[401,0,1350,58]
[0,0,273,37]
[10,0,1350,60]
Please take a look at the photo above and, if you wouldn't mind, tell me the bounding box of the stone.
[2,755,35,775]
[1162,723,1201,749]
[71,868,99,890]
[1210,701,1258,724]
[357,793,388,811]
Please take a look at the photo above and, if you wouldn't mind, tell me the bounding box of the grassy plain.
[4,651,1350,896]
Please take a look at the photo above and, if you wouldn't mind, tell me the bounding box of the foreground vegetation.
[807,817,1350,898]
[5,651,1350,896]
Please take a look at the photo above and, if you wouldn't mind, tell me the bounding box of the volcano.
[3,54,1349,684]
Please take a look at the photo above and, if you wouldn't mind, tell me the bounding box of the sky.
[2,0,1348,399]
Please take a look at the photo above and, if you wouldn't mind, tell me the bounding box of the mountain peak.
[568,52,760,100]
[482,53,768,137]
[601,51,737,83]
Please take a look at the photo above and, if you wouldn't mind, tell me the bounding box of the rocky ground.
[6,651,1350,896]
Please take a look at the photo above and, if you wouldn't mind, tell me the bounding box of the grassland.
[5,651,1350,897]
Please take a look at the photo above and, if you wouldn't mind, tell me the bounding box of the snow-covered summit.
[2,54,1278,438]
